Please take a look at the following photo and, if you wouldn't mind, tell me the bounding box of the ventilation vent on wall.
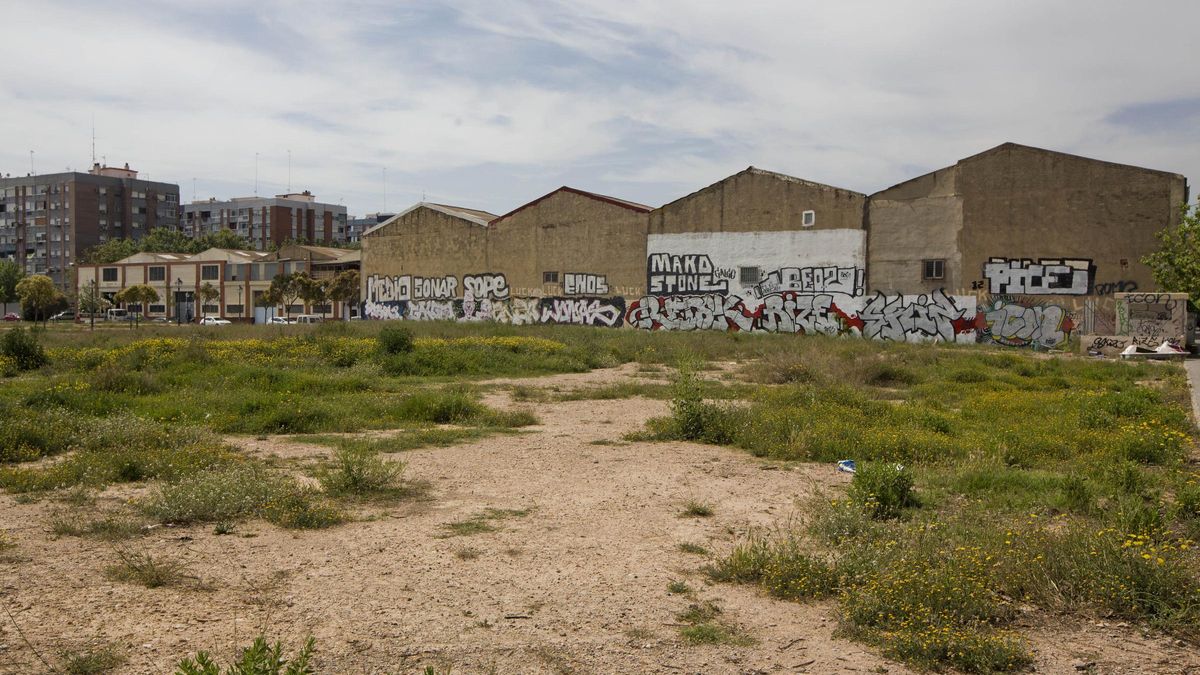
[801,210,815,227]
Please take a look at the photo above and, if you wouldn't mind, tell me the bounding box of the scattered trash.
[1120,341,1188,360]
[836,459,856,474]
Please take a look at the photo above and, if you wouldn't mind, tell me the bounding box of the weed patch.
[105,549,190,588]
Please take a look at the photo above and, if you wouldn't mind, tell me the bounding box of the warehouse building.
[357,142,1189,348]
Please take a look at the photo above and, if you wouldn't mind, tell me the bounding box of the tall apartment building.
[180,191,349,251]
[0,163,180,288]
[346,212,395,243]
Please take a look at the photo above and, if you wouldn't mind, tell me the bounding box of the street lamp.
[175,278,182,326]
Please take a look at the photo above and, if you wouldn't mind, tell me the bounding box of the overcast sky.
[2,0,1197,216]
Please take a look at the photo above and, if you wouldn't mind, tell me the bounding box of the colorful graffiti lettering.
[647,253,730,296]
[976,297,1074,349]
[983,257,1094,295]
[563,273,609,296]
[752,266,864,298]
[855,289,975,342]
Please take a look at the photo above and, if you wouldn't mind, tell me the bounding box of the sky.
[1,0,1198,217]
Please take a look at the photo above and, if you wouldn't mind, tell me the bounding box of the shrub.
[176,636,316,675]
[318,446,406,497]
[0,326,48,371]
[59,644,126,675]
[848,462,918,519]
[378,325,415,354]
[105,549,189,588]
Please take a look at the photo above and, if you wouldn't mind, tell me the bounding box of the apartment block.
[0,163,180,288]
[180,191,349,251]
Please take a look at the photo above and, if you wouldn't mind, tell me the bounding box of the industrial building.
[360,142,1189,349]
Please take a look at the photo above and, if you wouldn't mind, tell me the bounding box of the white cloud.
[1,0,1196,214]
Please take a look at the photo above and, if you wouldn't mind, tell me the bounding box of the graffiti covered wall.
[363,271,627,327]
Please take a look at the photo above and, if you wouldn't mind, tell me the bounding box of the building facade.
[359,143,1190,349]
[181,191,349,251]
[346,213,395,243]
[76,244,360,322]
[0,163,180,288]
[869,143,1189,347]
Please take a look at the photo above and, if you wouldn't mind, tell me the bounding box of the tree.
[268,272,304,320]
[77,279,110,330]
[1143,202,1200,309]
[198,282,221,320]
[198,229,251,251]
[82,238,140,264]
[295,273,329,318]
[16,274,63,325]
[0,260,23,316]
[327,270,360,320]
[114,284,160,329]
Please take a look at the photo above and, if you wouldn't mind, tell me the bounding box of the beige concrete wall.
[649,168,866,235]
[489,190,648,298]
[362,207,490,281]
[868,166,963,294]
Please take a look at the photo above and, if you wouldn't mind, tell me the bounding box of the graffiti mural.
[976,296,1074,349]
[364,271,626,328]
[563,273,609,296]
[983,258,1095,295]
[855,290,976,342]
[751,266,865,298]
[626,289,976,342]
[539,297,626,327]
[1115,292,1188,347]
[647,254,733,295]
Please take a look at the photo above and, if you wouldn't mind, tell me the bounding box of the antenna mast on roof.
[29,150,34,175]
[91,115,96,166]
[287,150,292,193]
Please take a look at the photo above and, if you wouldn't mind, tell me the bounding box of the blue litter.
[836,459,856,474]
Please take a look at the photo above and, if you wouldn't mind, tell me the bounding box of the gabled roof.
[657,167,866,211]
[489,186,653,226]
[363,201,498,237]
[872,142,1187,196]
[191,248,269,262]
[115,251,192,264]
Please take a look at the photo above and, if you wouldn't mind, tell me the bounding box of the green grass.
[105,549,190,588]
[59,644,126,674]
[677,542,709,555]
[439,507,534,538]
[674,601,754,646]
[317,446,412,500]
[49,512,145,541]
[141,464,344,529]
[658,344,1199,672]
[680,500,714,518]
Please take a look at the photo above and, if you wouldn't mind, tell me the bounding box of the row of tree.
[82,227,361,264]
[1,260,361,327]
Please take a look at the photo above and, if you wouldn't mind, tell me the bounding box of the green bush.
[176,636,315,675]
[378,325,415,354]
[0,326,48,371]
[848,462,918,520]
[318,446,406,497]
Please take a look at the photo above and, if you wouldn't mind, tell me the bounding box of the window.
[148,304,166,314]
[149,266,165,282]
[922,259,945,281]
[225,304,244,315]
[102,267,118,282]
[801,210,816,227]
[201,265,219,280]
[542,271,559,283]
[739,266,761,285]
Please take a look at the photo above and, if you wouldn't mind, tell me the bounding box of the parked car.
[50,311,76,322]
[294,314,324,325]
[199,316,232,326]
[2,312,19,322]
[267,316,295,325]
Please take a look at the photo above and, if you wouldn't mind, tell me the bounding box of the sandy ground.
[2,365,1198,674]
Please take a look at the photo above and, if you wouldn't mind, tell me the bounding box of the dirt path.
[2,366,1197,674]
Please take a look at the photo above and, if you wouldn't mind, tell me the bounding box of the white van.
[294,314,324,325]
[106,308,129,322]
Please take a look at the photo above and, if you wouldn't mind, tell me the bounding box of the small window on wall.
[148,266,165,281]
[102,267,118,282]
[922,259,945,281]
[739,266,761,284]
[802,210,816,227]
[201,265,219,280]
[543,271,559,283]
